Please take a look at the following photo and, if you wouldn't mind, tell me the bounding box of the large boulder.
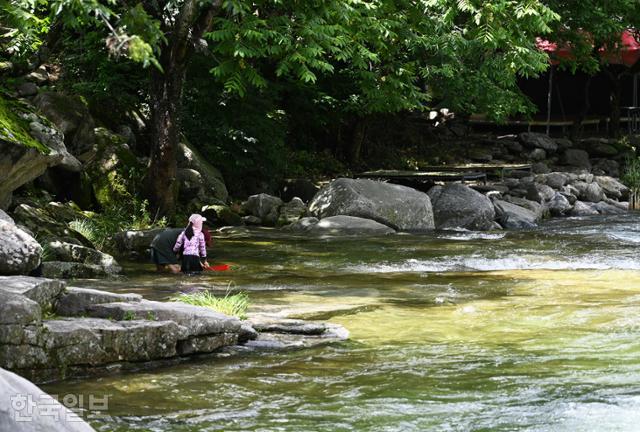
[0,367,96,432]
[12,204,92,247]
[595,176,629,200]
[40,262,114,279]
[0,96,75,209]
[309,178,434,231]
[519,132,558,152]
[110,228,165,258]
[493,200,538,229]
[0,221,42,275]
[243,193,283,226]
[177,141,228,205]
[428,183,495,230]
[33,91,96,161]
[46,241,121,274]
[573,181,605,203]
[86,128,141,209]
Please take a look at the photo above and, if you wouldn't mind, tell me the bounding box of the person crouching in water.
[173,214,208,274]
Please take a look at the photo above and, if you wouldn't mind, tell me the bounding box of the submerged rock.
[309,178,434,231]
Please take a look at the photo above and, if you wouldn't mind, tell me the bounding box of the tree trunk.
[147,62,186,220]
[145,0,222,219]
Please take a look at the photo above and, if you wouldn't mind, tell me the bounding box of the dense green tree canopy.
[2,0,562,215]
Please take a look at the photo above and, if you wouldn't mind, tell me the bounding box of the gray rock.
[0,276,65,309]
[544,172,568,190]
[592,159,620,177]
[110,228,165,258]
[33,92,96,160]
[307,216,395,236]
[244,323,349,350]
[177,333,238,356]
[12,204,92,248]
[503,196,545,220]
[548,193,572,216]
[40,262,113,279]
[0,291,41,325]
[595,176,628,200]
[528,148,547,161]
[201,204,242,226]
[493,200,538,229]
[282,217,319,232]
[594,201,626,215]
[519,132,558,152]
[55,287,142,316]
[569,201,599,216]
[0,367,96,431]
[46,241,121,274]
[177,141,228,204]
[0,105,67,209]
[310,178,434,231]
[0,221,42,275]
[573,181,604,203]
[603,198,628,210]
[429,183,495,230]
[44,318,183,364]
[563,149,591,169]
[249,317,327,335]
[85,300,241,337]
[243,193,283,226]
[278,197,308,225]
[529,184,555,203]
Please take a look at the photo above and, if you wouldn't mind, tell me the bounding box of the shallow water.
[44,214,640,431]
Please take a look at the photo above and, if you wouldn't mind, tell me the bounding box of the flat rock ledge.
[0,277,348,383]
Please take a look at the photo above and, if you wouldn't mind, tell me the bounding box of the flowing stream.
[44,214,640,431]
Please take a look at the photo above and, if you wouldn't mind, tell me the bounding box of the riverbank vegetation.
[172,291,250,320]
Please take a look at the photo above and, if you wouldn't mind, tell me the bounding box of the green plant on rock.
[171,291,249,320]
[123,311,136,321]
[622,156,640,210]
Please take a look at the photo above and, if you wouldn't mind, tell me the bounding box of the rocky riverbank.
[0,276,348,385]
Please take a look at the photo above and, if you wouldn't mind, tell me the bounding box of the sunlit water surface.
[44,215,640,431]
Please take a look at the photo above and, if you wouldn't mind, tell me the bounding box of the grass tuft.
[171,291,250,320]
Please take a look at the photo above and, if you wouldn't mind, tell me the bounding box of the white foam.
[346,255,640,273]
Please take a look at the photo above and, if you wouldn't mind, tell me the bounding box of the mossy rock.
[0,93,48,153]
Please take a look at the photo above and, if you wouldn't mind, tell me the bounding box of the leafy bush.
[70,198,165,250]
[622,156,640,192]
[171,291,249,320]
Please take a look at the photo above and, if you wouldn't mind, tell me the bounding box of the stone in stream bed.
[0,276,65,309]
[54,287,142,316]
[44,318,183,365]
[243,322,349,350]
[85,300,242,337]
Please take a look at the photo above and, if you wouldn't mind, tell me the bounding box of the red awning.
[537,30,640,67]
